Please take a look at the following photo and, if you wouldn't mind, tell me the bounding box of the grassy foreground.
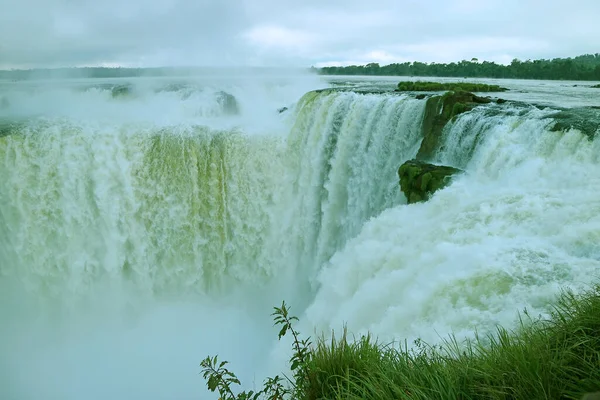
[201,286,600,400]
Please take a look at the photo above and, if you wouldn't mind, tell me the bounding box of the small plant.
[200,356,260,400]
[200,301,311,400]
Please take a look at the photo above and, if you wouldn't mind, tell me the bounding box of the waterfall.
[1,81,599,399]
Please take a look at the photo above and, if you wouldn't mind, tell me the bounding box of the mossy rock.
[396,81,508,92]
[398,159,462,204]
[416,90,491,160]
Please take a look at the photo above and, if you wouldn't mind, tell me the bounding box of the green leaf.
[278,325,288,339]
[207,375,218,392]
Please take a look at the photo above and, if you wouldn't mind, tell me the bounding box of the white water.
[1,78,599,399]
[303,104,600,345]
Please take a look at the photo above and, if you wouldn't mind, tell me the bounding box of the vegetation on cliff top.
[319,53,600,81]
[396,81,507,92]
[201,285,600,400]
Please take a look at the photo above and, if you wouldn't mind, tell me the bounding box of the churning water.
[1,74,599,399]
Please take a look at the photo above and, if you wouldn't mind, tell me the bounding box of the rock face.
[548,108,600,139]
[417,90,491,160]
[398,159,462,204]
[111,84,133,98]
[215,91,240,115]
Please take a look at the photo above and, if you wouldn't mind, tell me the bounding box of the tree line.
[2,54,600,81]
[317,53,600,81]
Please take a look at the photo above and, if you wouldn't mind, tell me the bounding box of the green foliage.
[301,285,600,400]
[201,286,600,400]
[200,356,258,400]
[396,81,507,92]
[200,301,310,400]
[319,53,600,81]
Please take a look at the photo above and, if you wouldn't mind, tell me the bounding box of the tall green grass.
[302,286,600,400]
[201,286,600,400]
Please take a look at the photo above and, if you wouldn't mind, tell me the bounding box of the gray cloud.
[0,0,599,68]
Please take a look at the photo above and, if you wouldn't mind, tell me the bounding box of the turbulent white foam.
[302,105,600,346]
[0,84,425,398]
[2,81,599,398]
[0,73,325,133]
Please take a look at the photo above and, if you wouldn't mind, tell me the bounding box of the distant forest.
[1,54,600,81]
[317,53,600,81]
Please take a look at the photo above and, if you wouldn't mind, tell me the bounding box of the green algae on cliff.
[416,90,492,160]
[398,159,462,203]
[396,81,508,92]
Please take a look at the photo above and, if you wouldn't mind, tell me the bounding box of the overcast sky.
[0,0,598,69]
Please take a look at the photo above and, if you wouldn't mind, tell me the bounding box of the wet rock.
[398,159,462,204]
[215,91,239,115]
[548,107,600,139]
[277,106,288,113]
[417,90,491,160]
[111,84,133,98]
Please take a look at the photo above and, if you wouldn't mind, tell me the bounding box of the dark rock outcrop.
[416,90,491,160]
[215,91,239,115]
[548,108,600,139]
[111,84,133,98]
[398,159,462,204]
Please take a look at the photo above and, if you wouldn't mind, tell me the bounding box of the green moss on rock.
[398,159,462,204]
[416,90,491,160]
[396,81,508,92]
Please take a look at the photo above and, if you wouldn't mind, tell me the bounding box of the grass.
[201,285,600,400]
[396,81,508,92]
[301,285,600,400]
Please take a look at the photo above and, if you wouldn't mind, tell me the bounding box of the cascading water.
[303,102,600,346]
[1,77,599,399]
[0,80,427,399]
